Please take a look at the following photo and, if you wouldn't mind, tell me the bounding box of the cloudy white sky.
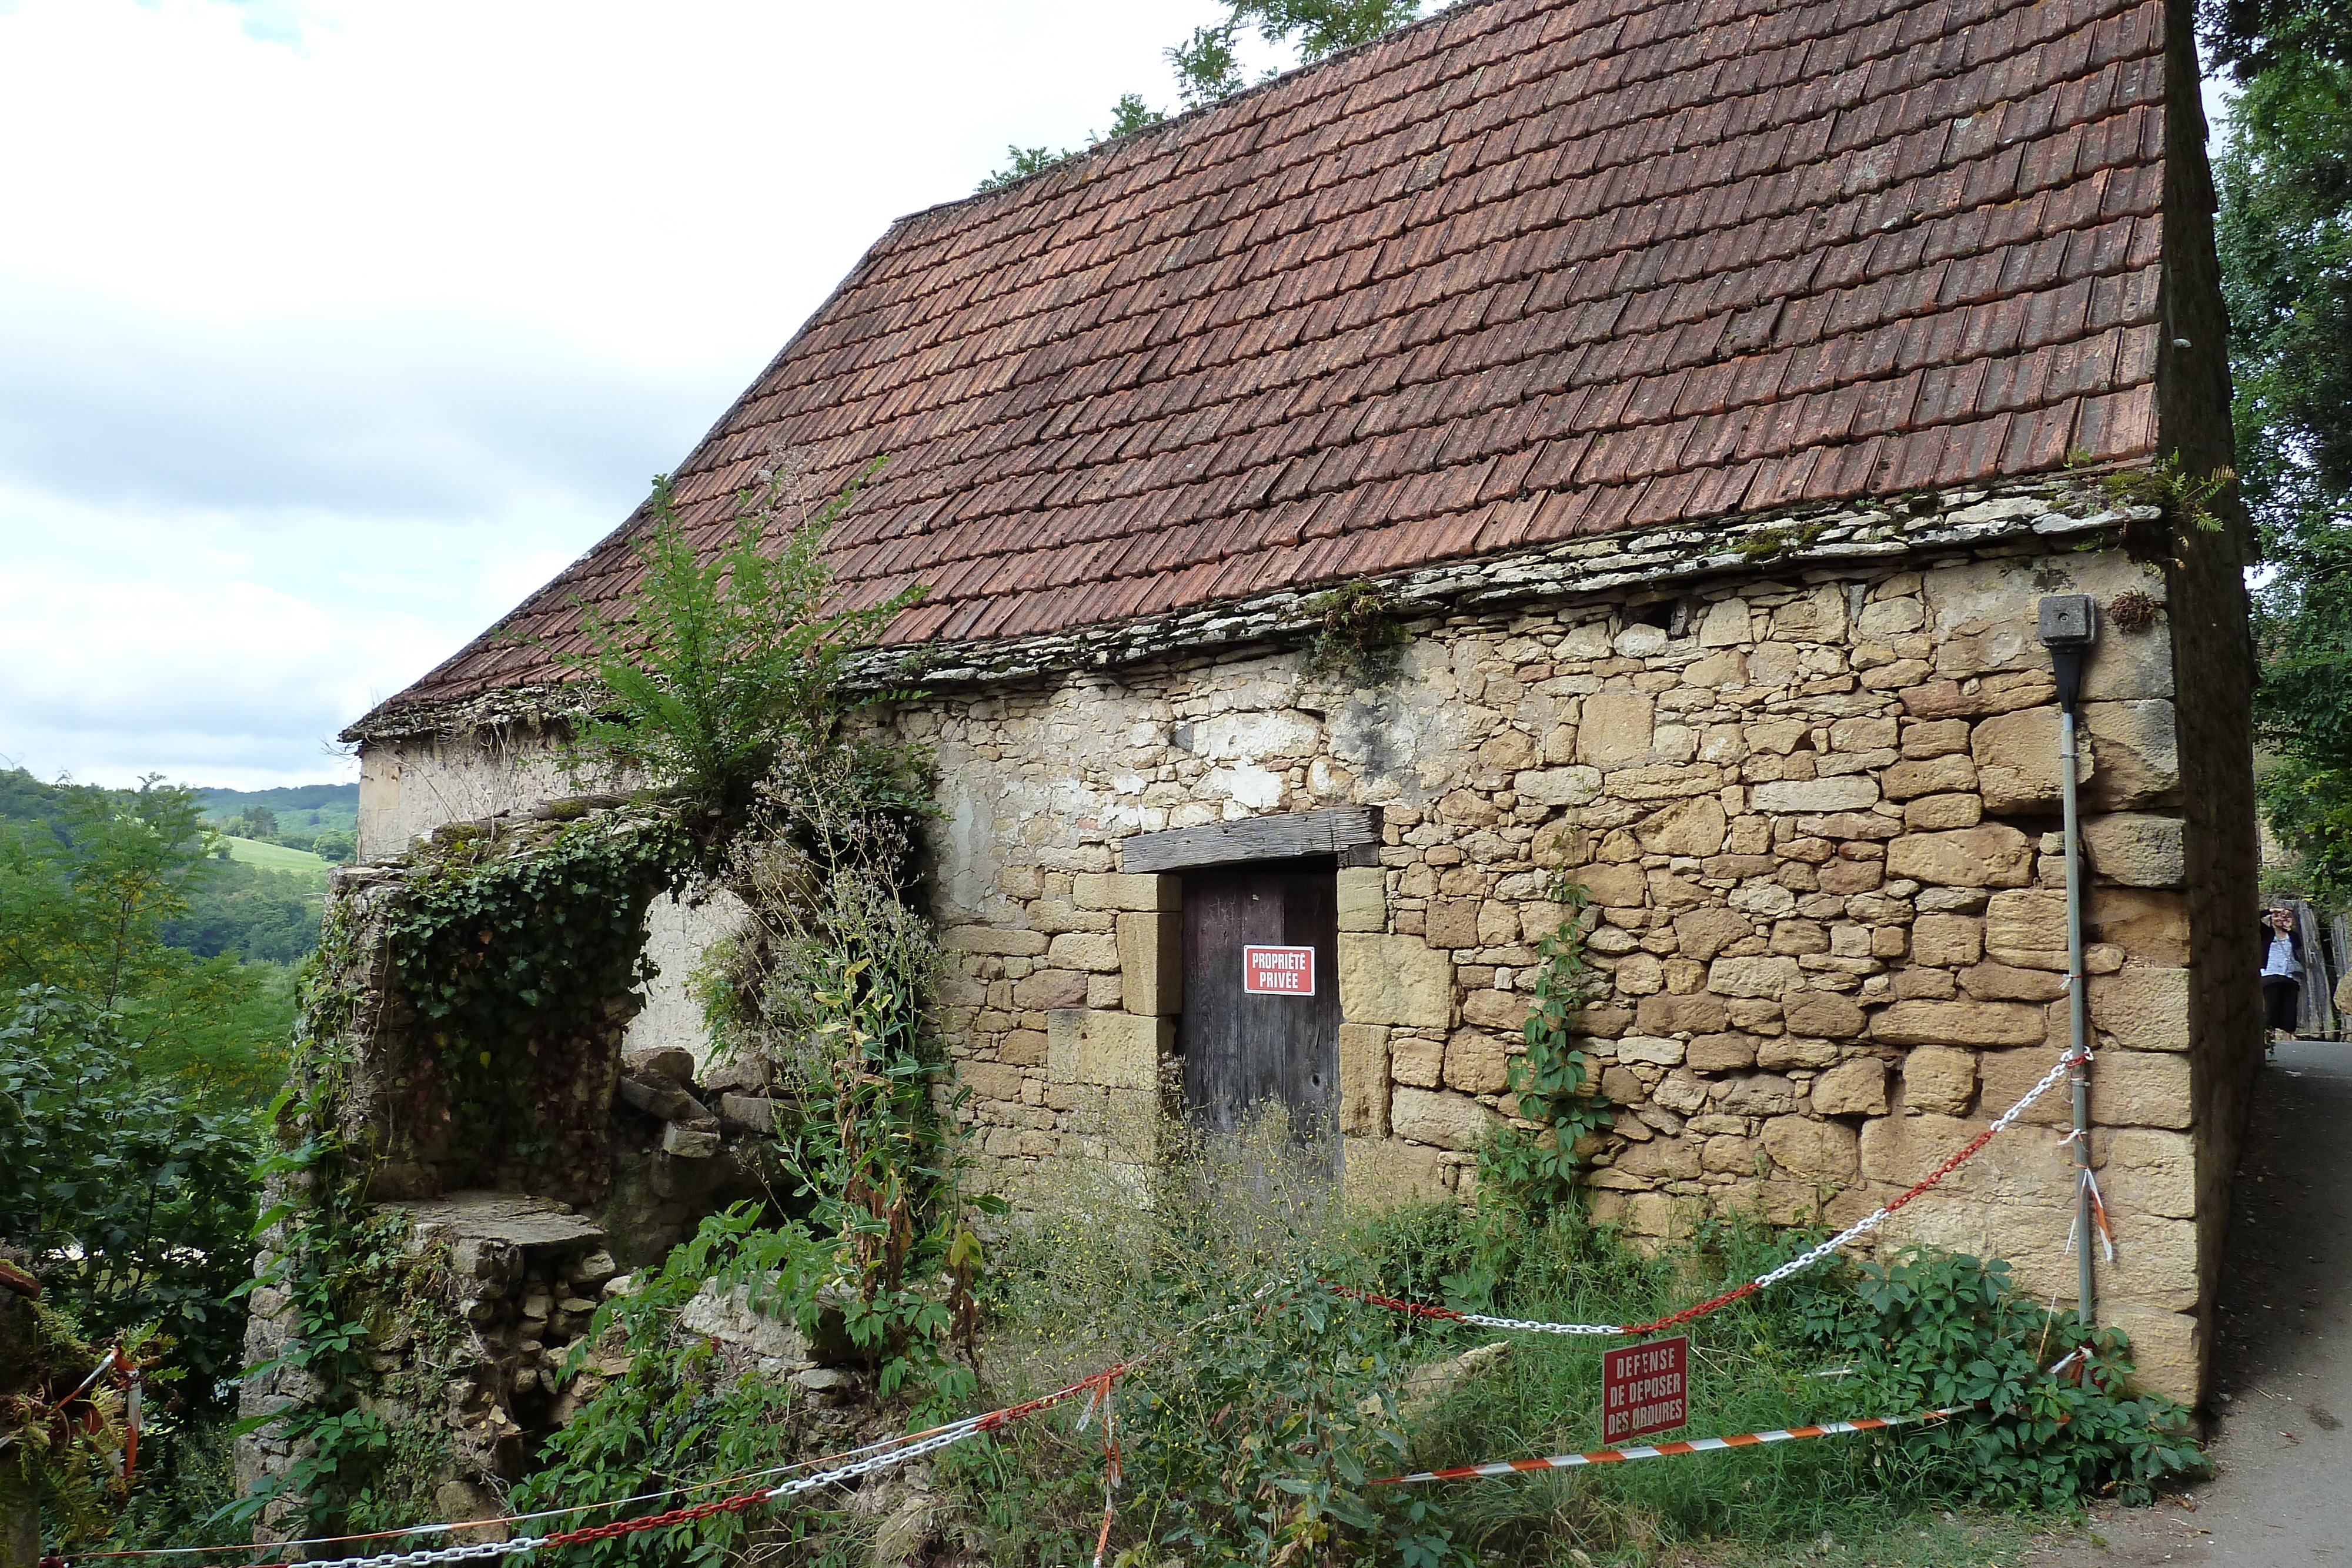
[0,2,2240,792]
[0,0,1252,790]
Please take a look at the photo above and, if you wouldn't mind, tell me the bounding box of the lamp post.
[2038,593,2098,1326]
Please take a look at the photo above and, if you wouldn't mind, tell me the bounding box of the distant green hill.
[218,835,333,884]
[196,783,358,838]
[1,767,331,964]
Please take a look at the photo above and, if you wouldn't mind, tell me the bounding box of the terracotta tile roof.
[368,0,2171,723]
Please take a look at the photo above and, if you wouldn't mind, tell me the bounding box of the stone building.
[340,0,2257,1399]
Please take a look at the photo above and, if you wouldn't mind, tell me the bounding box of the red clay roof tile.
[363,0,2179,722]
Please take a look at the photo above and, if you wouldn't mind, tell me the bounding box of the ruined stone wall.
[914,500,2211,1400]
[356,731,742,1069]
[313,810,776,1263]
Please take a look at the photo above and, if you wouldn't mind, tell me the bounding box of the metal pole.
[2060,704,2095,1325]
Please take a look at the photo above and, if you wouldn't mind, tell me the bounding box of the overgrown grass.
[937,1114,2199,1567]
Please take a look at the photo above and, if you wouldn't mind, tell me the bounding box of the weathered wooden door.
[1179,860,1341,1163]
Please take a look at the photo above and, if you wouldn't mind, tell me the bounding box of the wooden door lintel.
[1121,807,1383,875]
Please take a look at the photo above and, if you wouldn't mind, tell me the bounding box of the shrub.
[945,1144,2203,1566]
[950,1116,1464,1566]
[0,992,262,1403]
[1799,1250,2205,1508]
[518,1209,839,1568]
[550,460,924,845]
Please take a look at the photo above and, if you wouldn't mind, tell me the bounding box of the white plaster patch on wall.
[935,789,994,925]
[623,889,749,1069]
[355,730,582,858]
[1193,708,1323,762]
[1207,763,1287,813]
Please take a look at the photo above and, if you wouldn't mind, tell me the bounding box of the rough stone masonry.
[907,484,2217,1402]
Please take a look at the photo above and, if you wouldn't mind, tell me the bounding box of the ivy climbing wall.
[235,801,807,1540]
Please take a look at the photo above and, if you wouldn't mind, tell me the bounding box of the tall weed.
[945,1122,2202,1566]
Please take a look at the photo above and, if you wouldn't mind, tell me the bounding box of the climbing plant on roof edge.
[547,457,928,854]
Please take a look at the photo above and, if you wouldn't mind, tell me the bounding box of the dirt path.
[2034,1039,2352,1567]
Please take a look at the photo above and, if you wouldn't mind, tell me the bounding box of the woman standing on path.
[2261,905,2304,1049]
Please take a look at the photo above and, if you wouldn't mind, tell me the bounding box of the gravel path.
[2034,1038,2352,1567]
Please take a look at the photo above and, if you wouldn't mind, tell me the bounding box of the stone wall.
[909,492,2212,1399]
[324,848,643,1215]
[236,1193,618,1540]
[2153,0,2265,1407]
[348,480,2242,1402]
[314,808,779,1262]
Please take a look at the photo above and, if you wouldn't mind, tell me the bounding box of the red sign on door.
[1242,944,1316,995]
[1601,1335,1688,1443]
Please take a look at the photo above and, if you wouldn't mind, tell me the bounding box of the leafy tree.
[0,780,221,1011]
[974,0,1421,191]
[1170,0,1424,108]
[2204,0,2352,78]
[975,143,1075,192]
[2250,504,2352,899]
[0,778,298,1540]
[0,777,295,1096]
[0,994,262,1407]
[2211,0,2352,896]
[160,858,326,967]
[976,93,1167,191]
[2219,58,2352,529]
[0,767,105,847]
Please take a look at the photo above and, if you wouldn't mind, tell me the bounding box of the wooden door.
[1179,860,1341,1162]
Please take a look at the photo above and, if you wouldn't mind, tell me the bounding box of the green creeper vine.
[231,815,683,1541]
[1479,871,1609,1205]
[385,813,687,1182]
[226,908,415,1537]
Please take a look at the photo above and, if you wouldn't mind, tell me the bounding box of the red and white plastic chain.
[1077,1370,1124,1568]
[15,1347,143,1479]
[181,1355,1181,1568]
[195,1423,1003,1568]
[1338,1045,2093,1338]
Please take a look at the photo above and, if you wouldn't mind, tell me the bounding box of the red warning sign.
[1242,944,1316,995]
[1602,1335,1688,1443]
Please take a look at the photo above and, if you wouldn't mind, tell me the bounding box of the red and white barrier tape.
[1077,1372,1124,1568]
[1374,1407,1962,1486]
[64,1042,2089,1566]
[112,1289,1291,1568]
[1341,1045,2090,1338]
[196,1415,1007,1568]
